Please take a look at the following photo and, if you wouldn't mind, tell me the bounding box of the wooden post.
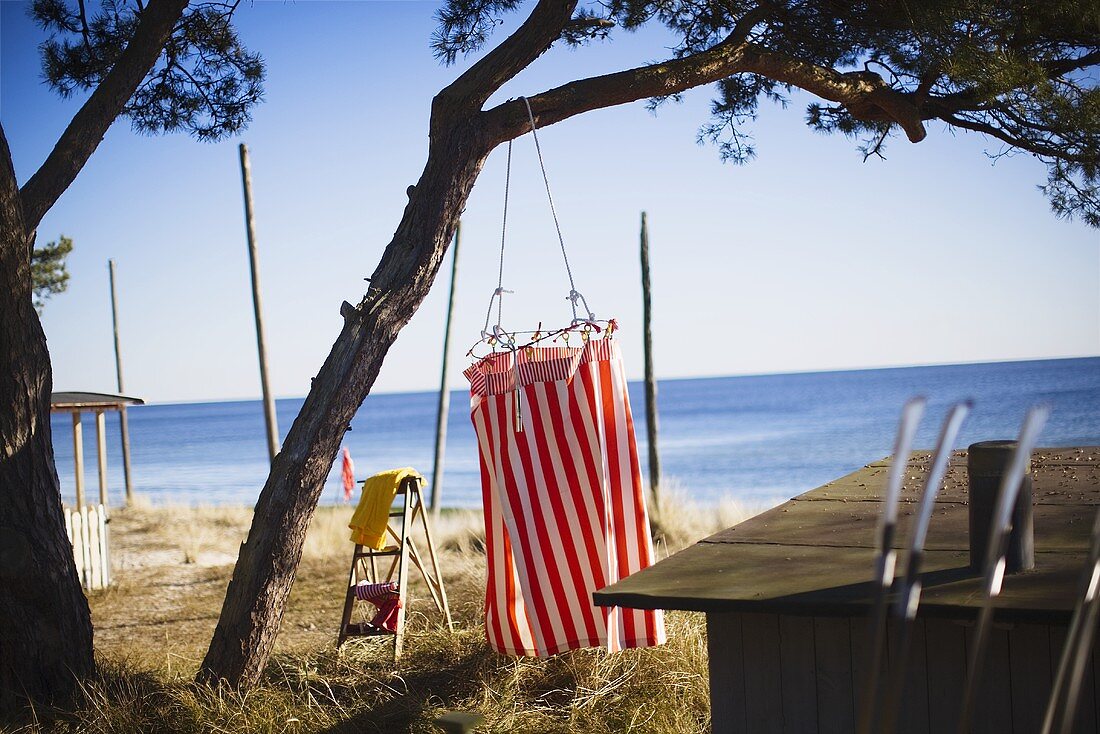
[108,259,135,503]
[429,222,461,516]
[72,411,85,509]
[238,143,280,463]
[95,410,108,507]
[640,211,661,503]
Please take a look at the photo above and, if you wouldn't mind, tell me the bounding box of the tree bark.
[0,0,188,710]
[0,125,94,710]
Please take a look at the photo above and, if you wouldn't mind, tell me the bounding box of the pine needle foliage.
[30,0,264,141]
[431,0,1100,226]
[30,234,73,313]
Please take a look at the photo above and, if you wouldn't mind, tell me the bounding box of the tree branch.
[18,0,190,234]
[483,32,928,145]
[0,123,25,241]
[436,0,578,116]
[937,112,1069,160]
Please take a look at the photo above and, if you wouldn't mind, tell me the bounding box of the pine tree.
[30,235,73,313]
[0,0,263,709]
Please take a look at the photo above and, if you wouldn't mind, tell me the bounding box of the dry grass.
[5,491,773,734]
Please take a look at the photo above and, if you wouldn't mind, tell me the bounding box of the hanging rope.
[479,96,597,345]
[482,141,514,341]
[519,97,595,325]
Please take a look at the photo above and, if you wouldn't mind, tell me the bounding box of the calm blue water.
[51,357,1100,508]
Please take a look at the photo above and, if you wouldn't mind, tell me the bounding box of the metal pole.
[108,259,135,503]
[238,143,280,463]
[640,212,661,504]
[430,222,461,516]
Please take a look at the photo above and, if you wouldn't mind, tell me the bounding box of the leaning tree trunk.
[198,111,493,686]
[0,149,94,708]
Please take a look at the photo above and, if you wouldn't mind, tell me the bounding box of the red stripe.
[613,354,659,644]
[561,375,610,596]
[597,356,637,645]
[493,391,558,651]
[478,397,529,654]
[510,383,582,649]
[527,382,601,645]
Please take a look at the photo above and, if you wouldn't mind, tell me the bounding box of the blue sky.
[2,1,1097,404]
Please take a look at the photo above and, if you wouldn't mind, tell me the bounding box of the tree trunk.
[0,141,94,709]
[198,111,492,687]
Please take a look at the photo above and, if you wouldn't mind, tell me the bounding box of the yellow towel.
[348,467,422,550]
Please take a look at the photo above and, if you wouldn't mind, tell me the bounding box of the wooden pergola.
[51,391,143,508]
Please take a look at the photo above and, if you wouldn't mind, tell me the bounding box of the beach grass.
[7,492,769,733]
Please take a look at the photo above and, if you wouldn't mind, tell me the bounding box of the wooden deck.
[597,447,1099,622]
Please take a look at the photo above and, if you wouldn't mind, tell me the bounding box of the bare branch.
[18,0,190,234]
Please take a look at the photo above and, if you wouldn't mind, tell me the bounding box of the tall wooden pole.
[430,222,461,516]
[238,143,280,463]
[640,212,661,503]
[108,259,135,502]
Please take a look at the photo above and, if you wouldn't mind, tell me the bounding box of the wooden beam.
[95,410,108,507]
[72,411,85,508]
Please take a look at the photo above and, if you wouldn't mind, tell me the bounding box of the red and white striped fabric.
[464,337,665,656]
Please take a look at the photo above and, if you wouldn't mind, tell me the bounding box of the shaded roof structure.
[50,391,144,411]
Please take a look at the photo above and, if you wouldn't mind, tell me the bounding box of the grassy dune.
[9,490,768,733]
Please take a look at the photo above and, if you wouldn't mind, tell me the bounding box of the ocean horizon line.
[121,353,1100,408]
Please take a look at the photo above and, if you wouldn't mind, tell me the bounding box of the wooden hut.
[51,391,144,589]
[595,447,1100,734]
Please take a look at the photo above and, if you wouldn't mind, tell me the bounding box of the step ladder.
[337,474,453,659]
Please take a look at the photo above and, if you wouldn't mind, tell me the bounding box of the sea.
[51,357,1100,510]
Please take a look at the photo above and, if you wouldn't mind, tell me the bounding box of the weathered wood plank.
[888,618,930,734]
[704,500,1094,553]
[1009,622,1053,732]
[779,616,817,734]
[1050,624,1098,733]
[741,613,783,734]
[968,625,1013,734]
[708,612,746,734]
[849,615,887,733]
[924,618,967,732]
[814,617,854,734]
[594,541,1084,621]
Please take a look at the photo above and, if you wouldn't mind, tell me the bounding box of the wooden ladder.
[337,474,453,659]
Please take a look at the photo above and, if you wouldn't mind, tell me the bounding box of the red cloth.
[341,447,355,502]
[464,337,665,657]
